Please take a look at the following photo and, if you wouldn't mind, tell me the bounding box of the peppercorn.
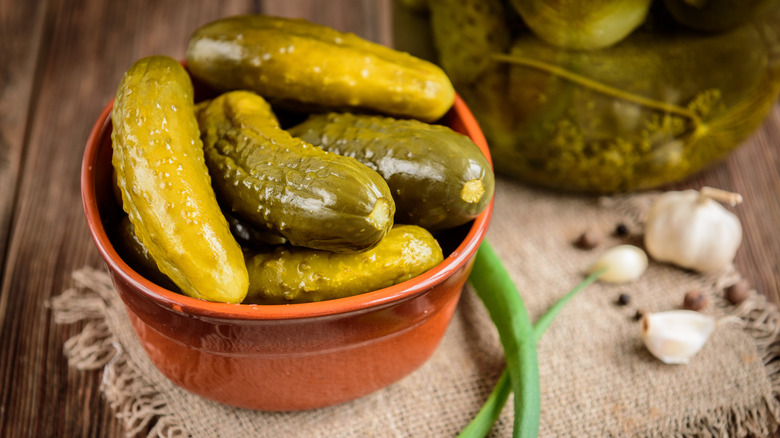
[617,293,631,306]
[683,289,707,311]
[725,279,750,305]
[614,223,629,237]
[574,229,602,250]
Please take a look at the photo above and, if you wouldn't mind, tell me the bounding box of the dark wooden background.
[0,0,777,436]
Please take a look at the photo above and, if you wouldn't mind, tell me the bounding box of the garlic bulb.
[587,244,648,283]
[644,187,742,272]
[640,310,716,364]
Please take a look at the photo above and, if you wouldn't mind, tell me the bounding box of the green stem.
[457,370,512,437]
[467,242,539,438]
[490,53,703,128]
[460,243,606,438]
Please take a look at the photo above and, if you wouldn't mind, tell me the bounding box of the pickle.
[186,14,455,122]
[115,216,179,293]
[426,0,518,165]
[428,0,512,87]
[243,225,444,304]
[197,91,395,253]
[111,55,249,303]
[289,112,494,231]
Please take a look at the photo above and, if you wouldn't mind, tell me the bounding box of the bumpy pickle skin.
[426,0,519,155]
[111,56,249,303]
[185,14,455,122]
[428,0,512,87]
[243,225,444,304]
[197,91,395,253]
[289,112,495,231]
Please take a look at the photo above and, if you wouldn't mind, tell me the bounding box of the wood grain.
[0,0,47,289]
[0,1,256,436]
[729,106,780,306]
[0,1,777,437]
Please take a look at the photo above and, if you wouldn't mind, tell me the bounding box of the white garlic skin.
[588,244,648,283]
[641,310,716,364]
[644,190,742,273]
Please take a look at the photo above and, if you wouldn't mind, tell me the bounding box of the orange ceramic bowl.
[81,88,493,411]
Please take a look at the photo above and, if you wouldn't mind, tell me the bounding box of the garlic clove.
[587,244,648,283]
[640,310,716,364]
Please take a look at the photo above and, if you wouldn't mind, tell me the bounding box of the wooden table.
[1,1,777,436]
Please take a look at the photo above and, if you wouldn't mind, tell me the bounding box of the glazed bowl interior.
[82,92,493,321]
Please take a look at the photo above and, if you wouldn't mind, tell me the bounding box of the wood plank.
[0,1,254,436]
[0,0,50,435]
[0,0,47,283]
[700,104,780,307]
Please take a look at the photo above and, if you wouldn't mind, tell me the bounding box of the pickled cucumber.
[509,0,652,50]
[290,112,494,231]
[243,225,444,304]
[111,56,249,303]
[186,14,455,122]
[428,0,512,86]
[427,0,518,153]
[197,90,395,253]
[115,216,179,293]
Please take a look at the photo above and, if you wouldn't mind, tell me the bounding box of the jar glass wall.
[395,0,780,193]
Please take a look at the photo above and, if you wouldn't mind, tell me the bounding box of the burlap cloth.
[52,179,780,437]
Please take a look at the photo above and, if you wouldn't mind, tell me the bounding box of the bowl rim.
[81,94,493,321]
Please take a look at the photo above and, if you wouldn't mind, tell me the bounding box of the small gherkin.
[243,225,444,304]
[289,112,494,231]
[186,14,454,122]
[197,90,395,253]
[111,55,248,303]
[427,0,513,87]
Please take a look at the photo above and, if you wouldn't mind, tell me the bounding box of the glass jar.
[394,0,780,193]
